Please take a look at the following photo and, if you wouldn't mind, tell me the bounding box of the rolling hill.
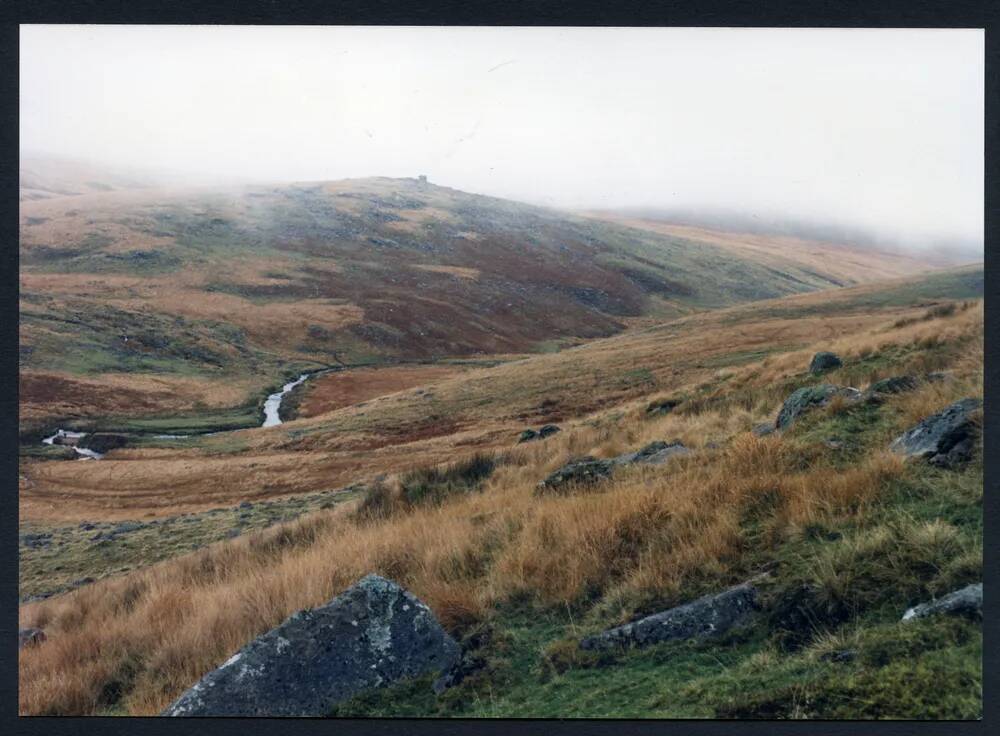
[19,164,944,432]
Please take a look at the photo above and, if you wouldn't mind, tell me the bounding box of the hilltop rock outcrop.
[163,574,460,716]
[889,398,981,468]
[902,583,982,622]
[579,582,759,651]
[809,352,843,374]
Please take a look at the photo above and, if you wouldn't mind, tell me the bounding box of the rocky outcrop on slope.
[889,398,981,468]
[536,441,690,494]
[775,385,861,430]
[163,574,460,716]
[902,583,982,622]
[579,582,759,651]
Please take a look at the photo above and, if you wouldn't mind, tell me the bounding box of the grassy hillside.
[19,266,981,522]
[18,271,982,716]
[19,171,941,431]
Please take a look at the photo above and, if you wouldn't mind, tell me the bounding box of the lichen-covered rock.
[902,583,982,622]
[752,423,776,437]
[889,398,981,468]
[162,574,460,716]
[579,583,759,651]
[18,628,47,649]
[809,352,842,374]
[517,429,538,443]
[536,441,690,493]
[536,456,615,494]
[775,384,861,430]
[613,440,690,466]
[863,375,918,403]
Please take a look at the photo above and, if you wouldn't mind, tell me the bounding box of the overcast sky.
[21,25,983,250]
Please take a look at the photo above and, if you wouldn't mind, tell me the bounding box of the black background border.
[1,2,997,735]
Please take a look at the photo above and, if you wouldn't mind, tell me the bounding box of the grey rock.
[752,423,776,437]
[646,398,680,416]
[775,384,861,430]
[614,440,690,466]
[19,628,47,649]
[902,583,982,622]
[518,424,562,443]
[537,441,690,493]
[889,398,981,468]
[580,582,759,651]
[925,371,955,383]
[239,501,254,510]
[163,574,460,716]
[809,352,843,374]
[863,375,918,403]
[536,456,615,494]
[20,532,52,549]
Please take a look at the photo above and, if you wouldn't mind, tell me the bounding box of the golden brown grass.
[578,213,951,280]
[19,293,982,522]
[16,418,907,715]
[19,298,982,716]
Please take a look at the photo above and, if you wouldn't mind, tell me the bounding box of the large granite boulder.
[775,385,861,430]
[889,398,981,468]
[809,352,843,374]
[579,582,759,651]
[902,583,982,622]
[163,574,460,716]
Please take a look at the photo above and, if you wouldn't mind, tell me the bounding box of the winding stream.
[262,373,310,428]
[39,371,318,459]
[41,430,104,460]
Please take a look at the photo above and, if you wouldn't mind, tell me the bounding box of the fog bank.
[20,26,983,253]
